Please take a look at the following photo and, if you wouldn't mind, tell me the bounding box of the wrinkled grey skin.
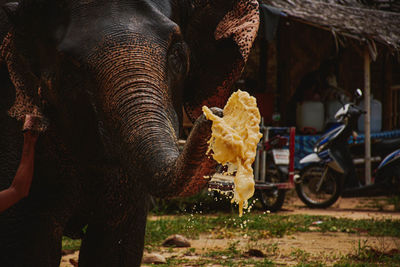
[0,0,259,266]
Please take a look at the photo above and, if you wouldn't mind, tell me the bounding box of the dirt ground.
[281,192,400,220]
[60,193,400,266]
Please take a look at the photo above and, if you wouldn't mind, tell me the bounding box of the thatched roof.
[263,0,400,51]
[323,0,400,12]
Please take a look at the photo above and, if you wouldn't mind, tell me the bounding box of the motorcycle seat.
[372,137,400,155]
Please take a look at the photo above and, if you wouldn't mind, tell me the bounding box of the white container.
[296,101,325,132]
[326,100,343,124]
[358,95,382,133]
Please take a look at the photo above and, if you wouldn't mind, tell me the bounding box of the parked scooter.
[295,89,400,208]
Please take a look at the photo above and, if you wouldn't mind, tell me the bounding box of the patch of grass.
[265,242,279,255]
[204,249,235,259]
[314,216,400,236]
[227,240,240,256]
[343,239,400,264]
[145,211,400,266]
[145,213,400,248]
[386,195,400,211]
[144,214,400,265]
[336,251,400,266]
[62,236,81,251]
[247,241,279,255]
[202,240,241,259]
[63,213,400,266]
[290,248,311,262]
[150,189,236,215]
[156,257,274,266]
[354,196,400,211]
[295,264,325,267]
[359,197,388,211]
[145,215,213,246]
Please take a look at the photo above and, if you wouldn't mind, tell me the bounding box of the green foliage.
[387,195,400,211]
[227,240,240,256]
[62,236,81,251]
[150,189,262,215]
[62,213,400,266]
[291,248,311,262]
[150,189,235,215]
[313,216,400,237]
[342,239,400,264]
[154,257,275,266]
[145,213,400,248]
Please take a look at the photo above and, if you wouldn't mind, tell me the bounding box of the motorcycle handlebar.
[350,104,366,115]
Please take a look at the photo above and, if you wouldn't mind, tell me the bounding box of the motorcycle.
[254,126,296,212]
[295,89,400,208]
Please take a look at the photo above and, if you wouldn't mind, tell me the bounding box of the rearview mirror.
[355,88,363,98]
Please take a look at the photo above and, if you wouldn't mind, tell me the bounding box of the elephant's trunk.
[89,39,217,197]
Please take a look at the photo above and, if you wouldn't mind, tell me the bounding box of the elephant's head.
[1,0,259,197]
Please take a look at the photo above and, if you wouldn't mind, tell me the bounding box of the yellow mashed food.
[202,90,263,216]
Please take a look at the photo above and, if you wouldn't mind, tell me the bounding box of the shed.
[240,0,400,180]
[243,0,400,127]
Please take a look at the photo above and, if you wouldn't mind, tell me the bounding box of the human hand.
[22,114,45,134]
[22,114,43,145]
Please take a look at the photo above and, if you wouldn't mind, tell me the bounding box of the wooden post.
[364,46,372,185]
[383,52,393,129]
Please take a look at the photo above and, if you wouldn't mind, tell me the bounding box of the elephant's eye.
[168,42,189,79]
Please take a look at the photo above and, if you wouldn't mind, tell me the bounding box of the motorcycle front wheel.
[295,163,342,208]
[257,161,286,212]
[257,187,286,212]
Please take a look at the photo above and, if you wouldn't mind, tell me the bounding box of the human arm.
[0,131,38,213]
[0,115,40,213]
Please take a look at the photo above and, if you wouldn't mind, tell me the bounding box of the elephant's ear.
[0,0,69,132]
[183,0,259,122]
[0,0,66,132]
[0,31,49,131]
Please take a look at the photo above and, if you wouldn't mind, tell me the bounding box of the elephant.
[0,0,259,266]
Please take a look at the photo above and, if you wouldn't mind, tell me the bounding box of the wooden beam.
[383,51,392,130]
[391,85,400,91]
[364,45,372,185]
[289,17,364,42]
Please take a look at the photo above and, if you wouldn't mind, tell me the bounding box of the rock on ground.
[162,234,191,247]
[141,253,167,264]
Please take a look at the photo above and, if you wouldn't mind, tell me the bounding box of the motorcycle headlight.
[317,143,328,153]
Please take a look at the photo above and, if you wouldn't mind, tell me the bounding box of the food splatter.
[203,90,262,216]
